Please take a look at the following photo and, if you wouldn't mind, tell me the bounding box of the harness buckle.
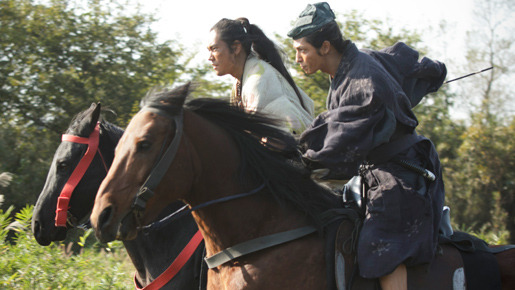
[55,196,71,227]
[133,187,154,211]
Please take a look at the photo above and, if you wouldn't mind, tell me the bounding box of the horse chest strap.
[134,230,204,290]
[204,226,317,269]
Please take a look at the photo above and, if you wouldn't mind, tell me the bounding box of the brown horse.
[90,84,515,289]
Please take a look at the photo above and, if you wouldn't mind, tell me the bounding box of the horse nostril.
[32,220,51,246]
[98,206,113,230]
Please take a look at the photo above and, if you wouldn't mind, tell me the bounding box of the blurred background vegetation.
[0,0,513,287]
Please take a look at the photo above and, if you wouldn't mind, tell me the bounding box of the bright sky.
[138,0,475,74]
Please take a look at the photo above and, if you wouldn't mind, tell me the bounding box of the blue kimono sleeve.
[300,100,396,179]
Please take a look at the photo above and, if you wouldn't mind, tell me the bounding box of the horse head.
[91,83,203,243]
[32,103,120,245]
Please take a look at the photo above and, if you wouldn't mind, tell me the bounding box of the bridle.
[117,106,203,290]
[130,108,184,221]
[55,122,108,227]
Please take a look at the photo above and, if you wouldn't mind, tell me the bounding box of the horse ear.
[87,102,102,131]
[174,82,192,106]
[176,82,191,94]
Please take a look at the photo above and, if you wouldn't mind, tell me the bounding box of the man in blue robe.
[288,3,447,289]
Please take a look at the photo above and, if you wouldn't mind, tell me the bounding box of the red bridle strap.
[134,230,204,290]
[55,123,101,227]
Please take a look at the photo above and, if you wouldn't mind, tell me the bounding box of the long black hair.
[211,18,309,113]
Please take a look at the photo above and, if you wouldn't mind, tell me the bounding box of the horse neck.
[182,111,312,257]
[190,191,312,258]
[123,203,200,286]
[98,122,122,165]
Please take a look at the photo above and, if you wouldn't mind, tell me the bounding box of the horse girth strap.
[133,109,184,213]
[204,226,317,269]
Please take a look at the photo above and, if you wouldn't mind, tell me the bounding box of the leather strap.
[55,123,102,227]
[132,111,183,214]
[134,230,204,290]
[204,226,317,269]
[141,184,265,232]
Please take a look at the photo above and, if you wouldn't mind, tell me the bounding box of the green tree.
[448,114,514,242]
[0,0,199,209]
[414,89,466,175]
[0,0,189,129]
[457,0,514,120]
[446,0,515,242]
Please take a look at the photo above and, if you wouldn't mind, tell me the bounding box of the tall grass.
[0,206,134,289]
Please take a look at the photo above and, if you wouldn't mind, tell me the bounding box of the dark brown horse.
[90,84,515,289]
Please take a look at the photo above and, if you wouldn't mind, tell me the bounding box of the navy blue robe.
[300,41,446,278]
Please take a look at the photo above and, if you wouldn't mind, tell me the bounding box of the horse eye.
[57,161,68,171]
[137,140,152,152]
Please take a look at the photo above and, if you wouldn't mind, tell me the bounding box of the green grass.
[0,206,134,289]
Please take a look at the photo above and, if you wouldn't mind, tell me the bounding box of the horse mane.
[142,84,341,228]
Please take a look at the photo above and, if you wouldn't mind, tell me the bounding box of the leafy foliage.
[446,114,515,240]
[0,206,133,289]
[444,0,515,242]
[0,0,206,209]
[0,0,192,128]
